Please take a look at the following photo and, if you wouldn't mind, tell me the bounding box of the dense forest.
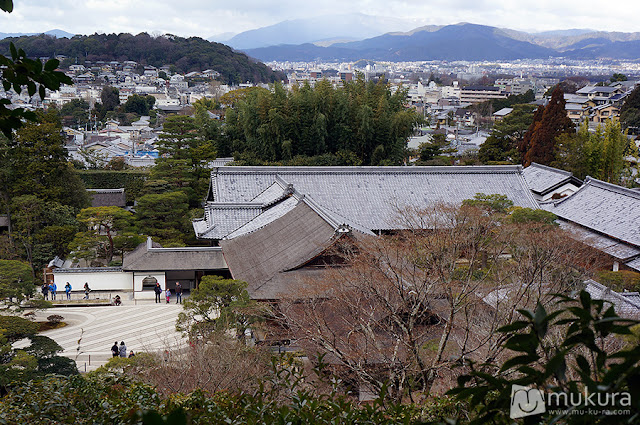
[0,32,285,84]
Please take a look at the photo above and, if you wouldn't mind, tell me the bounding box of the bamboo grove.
[223,77,423,165]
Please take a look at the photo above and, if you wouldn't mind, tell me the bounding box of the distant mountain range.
[0,29,74,40]
[240,22,640,62]
[213,13,427,50]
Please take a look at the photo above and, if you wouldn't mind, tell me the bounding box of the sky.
[1,0,639,39]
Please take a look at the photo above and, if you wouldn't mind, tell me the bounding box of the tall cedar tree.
[620,84,640,129]
[518,105,544,162]
[521,86,574,166]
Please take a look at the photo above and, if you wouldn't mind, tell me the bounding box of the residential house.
[460,86,507,104]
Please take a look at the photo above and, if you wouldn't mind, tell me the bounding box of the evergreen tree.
[518,105,544,161]
[479,104,537,163]
[522,86,574,166]
[620,85,640,130]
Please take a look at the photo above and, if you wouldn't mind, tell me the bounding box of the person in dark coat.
[111,341,119,357]
[175,282,183,304]
[41,283,49,300]
[154,282,162,303]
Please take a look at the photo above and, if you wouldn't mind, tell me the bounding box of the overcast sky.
[1,0,638,39]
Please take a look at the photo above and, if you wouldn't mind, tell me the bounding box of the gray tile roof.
[557,221,640,261]
[89,188,126,207]
[584,279,640,319]
[195,204,263,239]
[625,257,640,272]
[221,202,342,300]
[226,197,299,239]
[123,238,227,271]
[522,163,580,195]
[198,166,539,239]
[544,177,640,248]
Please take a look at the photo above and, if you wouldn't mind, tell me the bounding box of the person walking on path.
[119,341,127,358]
[154,282,162,303]
[41,283,49,300]
[165,288,171,304]
[175,282,182,304]
[83,282,91,300]
[49,282,57,300]
[64,282,72,300]
[111,341,119,357]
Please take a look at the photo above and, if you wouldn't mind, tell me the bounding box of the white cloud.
[0,0,638,39]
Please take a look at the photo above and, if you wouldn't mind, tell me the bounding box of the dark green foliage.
[0,371,424,425]
[78,169,149,203]
[417,134,448,162]
[0,33,285,84]
[136,192,190,245]
[611,73,628,82]
[0,259,34,303]
[448,291,640,424]
[123,94,154,115]
[508,207,557,225]
[59,98,90,128]
[490,89,536,114]
[2,110,89,210]
[1,114,88,267]
[0,12,72,138]
[150,115,217,207]
[0,375,159,423]
[0,315,39,342]
[479,104,537,163]
[176,276,262,340]
[596,270,640,292]
[462,193,514,213]
[225,78,422,165]
[621,85,640,130]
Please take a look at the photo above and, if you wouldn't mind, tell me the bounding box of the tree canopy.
[520,86,574,166]
[226,78,422,165]
[0,32,285,84]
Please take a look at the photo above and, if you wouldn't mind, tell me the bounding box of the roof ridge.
[302,196,375,236]
[583,176,640,200]
[528,162,573,177]
[213,165,524,174]
[585,279,640,309]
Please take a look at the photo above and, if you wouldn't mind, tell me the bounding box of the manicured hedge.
[78,170,149,203]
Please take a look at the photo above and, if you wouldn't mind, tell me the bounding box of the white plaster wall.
[133,272,166,292]
[53,271,132,292]
[540,183,581,202]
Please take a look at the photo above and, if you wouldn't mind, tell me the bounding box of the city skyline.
[1,0,638,41]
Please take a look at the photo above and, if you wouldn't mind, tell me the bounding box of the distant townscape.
[1,9,640,424]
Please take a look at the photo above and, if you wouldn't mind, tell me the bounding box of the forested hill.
[0,32,285,84]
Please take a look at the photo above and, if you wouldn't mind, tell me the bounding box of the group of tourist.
[41,281,184,304]
[110,341,135,358]
[41,282,73,301]
[154,282,183,304]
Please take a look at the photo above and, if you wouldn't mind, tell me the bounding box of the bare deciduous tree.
[279,203,605,401]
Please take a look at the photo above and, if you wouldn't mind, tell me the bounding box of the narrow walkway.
[33,302,186,372]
